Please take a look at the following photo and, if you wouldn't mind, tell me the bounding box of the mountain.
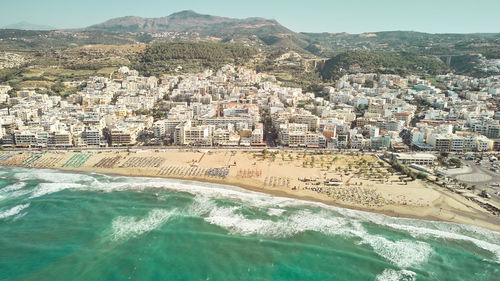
[89,10,282,33]
[1,11,499,79]
[87,10,309,50]
[3,21,55,30]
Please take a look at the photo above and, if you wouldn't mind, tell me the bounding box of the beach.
[1,149,499,232]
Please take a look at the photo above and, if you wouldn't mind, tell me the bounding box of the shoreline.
[1,150,499,232]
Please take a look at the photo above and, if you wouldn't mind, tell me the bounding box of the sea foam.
[111,209,175,241]
[0,203,30,219]
[14,169,97,184]
[385,222,500,262]
[196,199,432,268]
[376,269,416,281]
[1,182,26,192]
[267,208,285,217]
[29,183,84,199]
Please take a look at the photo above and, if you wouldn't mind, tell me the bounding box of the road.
[452,159,500,204]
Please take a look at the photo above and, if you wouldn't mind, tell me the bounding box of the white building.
[393,153,436,166]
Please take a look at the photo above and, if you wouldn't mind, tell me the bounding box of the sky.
[0,0,499,33]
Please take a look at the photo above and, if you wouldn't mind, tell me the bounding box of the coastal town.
[0,65,498,152]
[0,63,499,229]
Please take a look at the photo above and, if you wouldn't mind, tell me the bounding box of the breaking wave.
[5,167,500,264]
[1,182,26,192]
[375,269,416,281]
[29,183,84,199]
[186,196,432,268]
[111,209,175,241]
[0,203,30,219]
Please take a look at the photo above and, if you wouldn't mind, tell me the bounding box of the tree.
[440,151,449,158]
[50,81,66,95]
[262,148,268,159]
[7,86,20,97]
[416,172,428,180]
[363,80,375,88]
[448,158,462,168]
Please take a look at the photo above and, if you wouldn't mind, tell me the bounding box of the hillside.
[132,42,257,76]
[320,50,450,81]
[301,31,500,58]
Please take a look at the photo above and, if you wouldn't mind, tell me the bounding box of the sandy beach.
[2,149,499,232]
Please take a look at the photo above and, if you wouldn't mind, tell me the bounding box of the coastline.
[2,150,499,232]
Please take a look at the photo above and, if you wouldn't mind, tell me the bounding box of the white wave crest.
[14,170,96,184]
[199,203,431,268]
[267,208,285,217]
[0,182,27,200]
[4,189,32,198]
[1,182,26,192]
[111,209,175,241]
[29,183,84,199]
[364,236,432,268]
[0,183,31,201]
[187,195,217,217]
[349,221,433,268]
[385,222,500,262]
[201,203,349,238]
[0,203,30,219]
[376,269,416,281]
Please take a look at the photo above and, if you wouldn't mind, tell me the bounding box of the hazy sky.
[1,0,499,33]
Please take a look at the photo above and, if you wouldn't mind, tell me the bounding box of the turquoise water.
[0,167,498,281]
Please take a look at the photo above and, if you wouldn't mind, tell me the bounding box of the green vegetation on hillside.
[133,42,257,76]
[0,68,26,85]
[320,50,449,81]
[448,54,490,78]
[454,41,500,59]
[0,67,116,91]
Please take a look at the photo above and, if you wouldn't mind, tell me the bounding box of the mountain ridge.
[88,10,284,33]
[3,21,55,31]
[86,10,308,50]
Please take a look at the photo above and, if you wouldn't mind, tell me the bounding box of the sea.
[0,166,499,281]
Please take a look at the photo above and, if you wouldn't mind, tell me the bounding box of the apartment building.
[427,134,451,152]
[48,131,72,147]
[109,127,138,146]
[294,114,319,131]
[392,112,413,125]
[82,127,104,147]
[251,127,264,145]
[14,131,38,147]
